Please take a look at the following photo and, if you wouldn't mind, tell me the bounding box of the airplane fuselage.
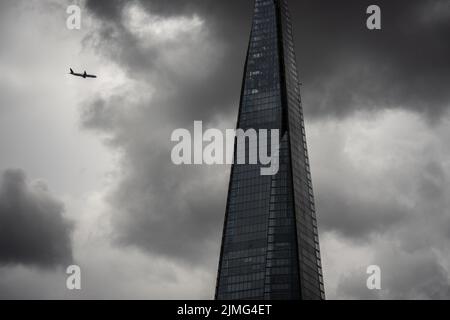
[73,73,96,78]
[70,69,97,79]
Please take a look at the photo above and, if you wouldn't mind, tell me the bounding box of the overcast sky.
[0,0,450,299]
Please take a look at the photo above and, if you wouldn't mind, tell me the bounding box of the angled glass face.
[216,0,324,300]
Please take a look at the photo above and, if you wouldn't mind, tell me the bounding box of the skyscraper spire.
[215,0,325,300]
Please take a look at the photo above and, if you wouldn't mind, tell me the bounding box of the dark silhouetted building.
[215,0,325,300]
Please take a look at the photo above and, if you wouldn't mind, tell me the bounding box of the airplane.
[69,68,97,79]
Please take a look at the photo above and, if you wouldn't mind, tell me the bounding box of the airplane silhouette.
[69,68,97,79]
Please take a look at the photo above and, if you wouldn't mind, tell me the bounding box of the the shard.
[215,0,325,300]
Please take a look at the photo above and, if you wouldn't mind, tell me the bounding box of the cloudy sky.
[0,0,449,299]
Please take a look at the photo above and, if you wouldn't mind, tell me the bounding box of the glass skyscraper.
[215,0,325,300]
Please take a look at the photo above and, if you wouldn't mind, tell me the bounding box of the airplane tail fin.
[70,68,74,74]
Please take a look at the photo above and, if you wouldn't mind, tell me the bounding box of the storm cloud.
[0,0,449,299]
[84,0,450,120]
[308,111,450,298]
[0,169,73,268]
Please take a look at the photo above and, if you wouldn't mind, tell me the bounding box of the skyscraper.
[215,0,325,300]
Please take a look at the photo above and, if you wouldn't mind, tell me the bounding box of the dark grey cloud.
[0,169,73,268]
[308,114,450,299]
[316,154,450,242]
[81,93,229,265]
[318,191,407,241]
[84,0,253,124]
[294,0,450,120]
[109,164,228,264]
[85,0,450,121]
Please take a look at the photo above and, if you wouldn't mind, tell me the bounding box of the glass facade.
[215,0,325,300]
